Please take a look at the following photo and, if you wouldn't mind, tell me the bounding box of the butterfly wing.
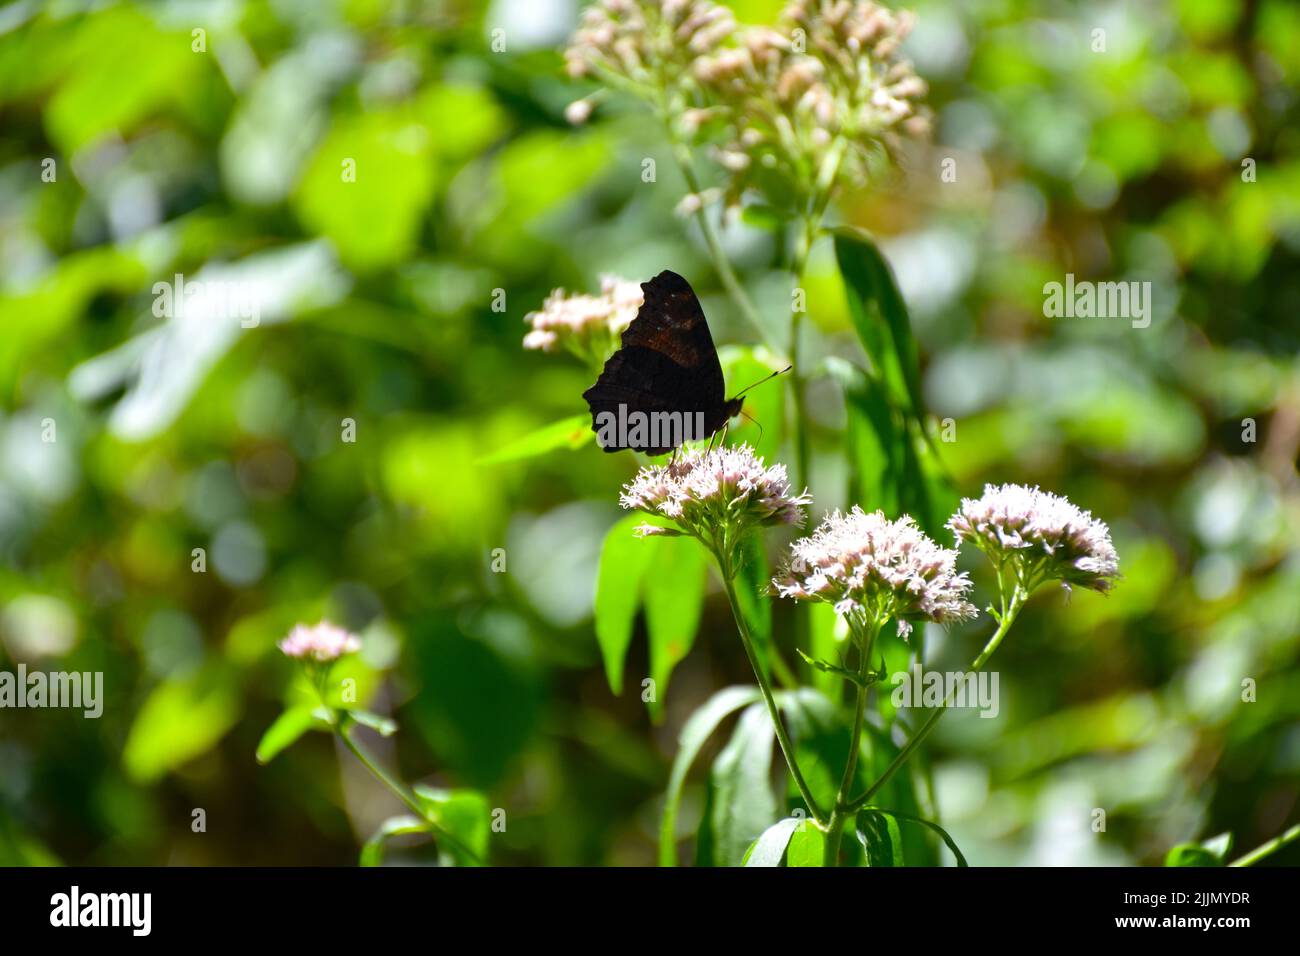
[582,271,728,454]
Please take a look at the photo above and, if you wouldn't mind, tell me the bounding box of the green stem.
[822,813,848,867]
[336,718,484,866]
[789,213,817,492]
[823,621,880,866]
[845,590,1027,815]
[787,137,844,495]
[338,722,424,817]
[718,556,826,825]
[1229,822,1300,867]
[664,130,768,345]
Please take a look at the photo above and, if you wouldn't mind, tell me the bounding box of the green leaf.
[346,709,397,737]
[786,821,826,867]
[1165,843,1225,867]
[796,648,868,688]
[123,666,241,783]
[660,685,762,866]
[360,815,428,868]
[413,785,492,866]
[643,537,708,719]
[856,809,904,867]
[830,357,949,537]
[827,357,904,517]
[742,818,803,867]
[861,807,970,867]
[1165,831,1235,867]
[593,514,657,695]
[709,703,778,866]
[255,705,329,764]
[476,414,594,465]
[832,226,924,416]
[719,346,787,464]
[831,229,956,538]
[294,109,437,273]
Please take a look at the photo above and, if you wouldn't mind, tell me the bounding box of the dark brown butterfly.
[583,270,783,455]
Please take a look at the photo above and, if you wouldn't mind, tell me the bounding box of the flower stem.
[787,137,846,492]
[718,557,825,825]
[844,589,1027,815]
[337,722,425,817]
[823,621,880,865]
[1229,822,1300,867]
[663,129,768,345]
[335,717,484,865]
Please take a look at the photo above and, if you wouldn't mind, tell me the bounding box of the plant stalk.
[1230,822,1300,867]
[823,621,879,865]
[335,715,484,865]
[718,556,826,825]
[845,590,1027,814]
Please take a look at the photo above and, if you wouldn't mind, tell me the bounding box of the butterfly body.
[583,270,741,455]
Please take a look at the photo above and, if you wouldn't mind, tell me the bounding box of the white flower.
[279,621,361,662]
[564,0,737,88]
[523,274,644,364]
[620,443,810,544]
[565,97,596,125]
[694,0,930,206]
[775,507,976,632]
[947,484,1120,594]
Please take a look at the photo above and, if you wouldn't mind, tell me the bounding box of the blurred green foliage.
[1,0,1298,865]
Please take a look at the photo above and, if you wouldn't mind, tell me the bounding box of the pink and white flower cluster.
[620,443,810,541]
[947,483,1120,593]
[773,507,976,638]
[279,621,361,662]
[523,274,644,364]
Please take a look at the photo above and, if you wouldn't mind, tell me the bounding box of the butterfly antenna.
[733,364,793,400]
[740,408,763,447]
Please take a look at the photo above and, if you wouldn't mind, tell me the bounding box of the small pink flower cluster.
[947,483,1121,593]
[279,621,361,662]
[773,507,976,638]
[523,275,644,365]
[620,443,810,542]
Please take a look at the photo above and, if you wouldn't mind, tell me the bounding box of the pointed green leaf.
[643,536,707,718]
[832,226,924,416]
[255,705,329,764]
[593,514,657,695]
[660,685,762,866]
[856,809,904,867]
[123,666,241,782]
[413,785,492,866]
[786,821,826,867]
[859,806,970,867]
[709,703,778,866]
[742,817,803,867]
[477,414,594,465]
[1165,843,1224,867]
